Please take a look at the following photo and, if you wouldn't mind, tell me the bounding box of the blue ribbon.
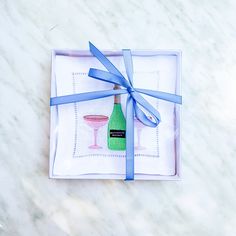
[50,42,182,181]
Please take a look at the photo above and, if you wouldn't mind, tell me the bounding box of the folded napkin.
[51,53,178,178]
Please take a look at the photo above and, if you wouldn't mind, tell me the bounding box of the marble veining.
[0,0,236,235]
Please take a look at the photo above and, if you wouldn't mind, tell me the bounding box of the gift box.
[49,43,182,180]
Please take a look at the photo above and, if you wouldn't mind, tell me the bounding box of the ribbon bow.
[50,42,182,180]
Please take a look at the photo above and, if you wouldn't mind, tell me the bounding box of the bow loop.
[132,92,161,127]
[88,69,130,88]
[122,49,133,86]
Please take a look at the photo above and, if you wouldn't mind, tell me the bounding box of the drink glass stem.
[94,128,98,146]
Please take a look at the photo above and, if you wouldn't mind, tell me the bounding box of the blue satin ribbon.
[50,42,182,181]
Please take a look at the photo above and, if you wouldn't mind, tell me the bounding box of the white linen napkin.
[51,53,178,177]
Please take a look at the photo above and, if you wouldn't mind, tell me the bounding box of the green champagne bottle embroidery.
[107,85,126,150]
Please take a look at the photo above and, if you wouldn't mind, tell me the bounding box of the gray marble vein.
[0,0,236,235]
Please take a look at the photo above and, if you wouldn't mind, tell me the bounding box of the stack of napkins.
[50,50,181,180]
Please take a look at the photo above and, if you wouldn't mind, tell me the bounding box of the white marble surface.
[0,0,236,235]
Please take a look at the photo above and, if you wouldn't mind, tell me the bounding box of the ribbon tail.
[89,42,124,78]
[125,94,134,181]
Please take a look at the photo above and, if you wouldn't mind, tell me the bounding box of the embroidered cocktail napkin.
[50,51,180,179]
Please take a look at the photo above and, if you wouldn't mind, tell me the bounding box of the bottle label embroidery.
[110,130,126,138]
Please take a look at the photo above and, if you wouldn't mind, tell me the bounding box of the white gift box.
[50,49,181,180]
